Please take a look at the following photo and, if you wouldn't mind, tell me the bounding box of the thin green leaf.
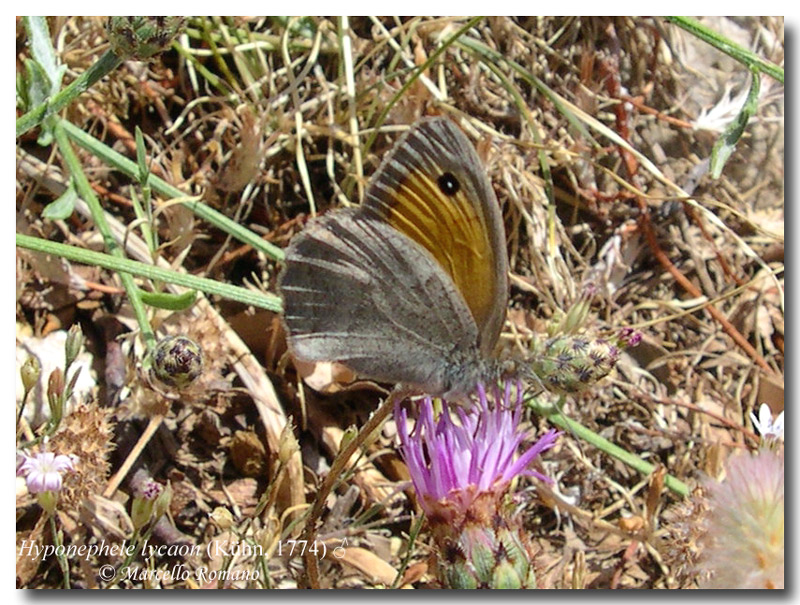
[16,233,282,313]
[710,71,761,179]
[134,126,150,186]
[665,17,783,84]
[42,182,78,220]
[60,119,285,262]
[24,59,50,108]
[140,289,198,311]
[24,16,66,97]
[22,20,64,147]
[16,50,121,138]
[16,70,30,111]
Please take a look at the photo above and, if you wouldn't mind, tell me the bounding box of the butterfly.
[279,117,508,398]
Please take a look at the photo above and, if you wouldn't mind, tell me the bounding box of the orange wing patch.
[382,169,497,338]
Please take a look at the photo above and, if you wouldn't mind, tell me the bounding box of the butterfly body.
[279,118,508,398]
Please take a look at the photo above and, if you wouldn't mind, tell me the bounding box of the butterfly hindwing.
[279,209,486,396]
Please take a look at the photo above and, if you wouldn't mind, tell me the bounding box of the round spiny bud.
[529,335,620,395]
[107,17,185,60]
[528,328,642,395]
[151,335,204,390]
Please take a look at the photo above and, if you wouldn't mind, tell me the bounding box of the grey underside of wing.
[279,209,480,389]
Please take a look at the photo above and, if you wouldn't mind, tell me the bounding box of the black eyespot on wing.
[437,172,460,196]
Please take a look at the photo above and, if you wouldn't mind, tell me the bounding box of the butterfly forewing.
[361,118,508,354]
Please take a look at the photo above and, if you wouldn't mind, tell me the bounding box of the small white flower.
[750,403,784,441]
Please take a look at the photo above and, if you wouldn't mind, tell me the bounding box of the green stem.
[17,388,31,432]
[58,119,284,262]
[665,17,783,84]
[16,234,282,312]
[527,399,690,497]
[105,528,144,588]
[49,515,71,589]
[52,121,156,349]
[17,50,122,138]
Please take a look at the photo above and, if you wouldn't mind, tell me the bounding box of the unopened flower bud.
[151,336,204,390]
[65,324,84,369]
[131,498,155,531]
[616,327,642,348]
[131,480,164,530]
[210,507,234,531]
[278,422,299,466]
[107,17,185,60]
[529,335,620,394]
[47,368,65,419]
[21,356,41,394]
[560,296,592,335]
[153,482,173,521]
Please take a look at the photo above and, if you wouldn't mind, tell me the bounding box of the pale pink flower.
[700,449,784,589]
[17,451,75,494]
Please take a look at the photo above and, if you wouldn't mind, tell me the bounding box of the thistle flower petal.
[395,381,560,588]
[396,382,559,512]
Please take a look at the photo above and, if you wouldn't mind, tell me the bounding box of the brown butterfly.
[279,118,508,398]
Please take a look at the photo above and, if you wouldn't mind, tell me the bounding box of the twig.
[302,390,403,587]
[103,415,164,498]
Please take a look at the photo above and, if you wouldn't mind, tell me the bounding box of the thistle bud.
[107,17,185,60]
[528,328,642,395]
[151,335,204,390]
[528,335,620,394]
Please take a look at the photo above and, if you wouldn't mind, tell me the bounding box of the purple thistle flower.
[395,381,559,515]
[395,381,560,588]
